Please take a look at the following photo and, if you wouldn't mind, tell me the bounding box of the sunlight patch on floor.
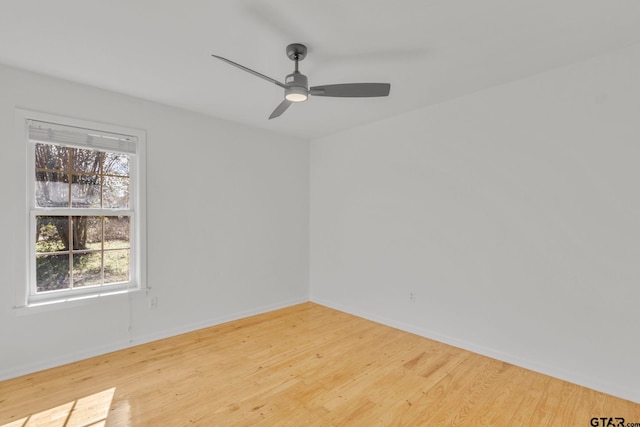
[1,387,116,427]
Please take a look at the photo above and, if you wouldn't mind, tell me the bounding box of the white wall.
[0,64,309,379]
[2,42,639,404]
[310,44,640,403]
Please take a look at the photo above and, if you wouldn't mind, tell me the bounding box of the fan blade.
[269,99,292,120]
[310,83,390,97]
[211,54,287,89]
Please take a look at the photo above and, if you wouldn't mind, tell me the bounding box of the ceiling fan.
[211,43,391,119]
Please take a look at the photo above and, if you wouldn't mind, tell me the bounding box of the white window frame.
[17,109,147,308]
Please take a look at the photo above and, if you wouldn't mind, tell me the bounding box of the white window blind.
[28,119,138,154]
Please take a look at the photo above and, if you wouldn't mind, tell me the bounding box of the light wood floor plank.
[1,302,639,426]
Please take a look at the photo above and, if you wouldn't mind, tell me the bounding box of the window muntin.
[25,116,144,305]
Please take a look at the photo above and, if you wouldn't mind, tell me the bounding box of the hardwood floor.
[1,302,639,426]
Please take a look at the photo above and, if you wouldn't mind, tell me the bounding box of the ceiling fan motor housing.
[285,71,308,102]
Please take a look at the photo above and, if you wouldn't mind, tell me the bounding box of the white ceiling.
[1,0,640,140]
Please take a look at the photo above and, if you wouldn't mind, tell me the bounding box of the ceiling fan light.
[285,92,308,102]
[285,85,308,102]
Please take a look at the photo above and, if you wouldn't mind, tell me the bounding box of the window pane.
[73,252,102,287]
[36,216,69,253]
[72,216,102,251]
[104,216,129,249]
[104,250,129,284]
[35,171,69,207]
[35,143,68,171]
[103,176,129,209]
[103,152,129,176]
[36,254,70,292]
[72,148,101,174]
[71,174,101,208]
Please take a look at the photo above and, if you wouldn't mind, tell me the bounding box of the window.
[22,112,146,306]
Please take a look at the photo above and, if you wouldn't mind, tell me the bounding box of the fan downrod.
[286,43,307,61]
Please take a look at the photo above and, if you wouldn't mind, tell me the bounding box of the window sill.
[14,288,144,315]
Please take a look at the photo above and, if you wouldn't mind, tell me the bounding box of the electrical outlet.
[409,291,416,302]
[148,296,158,310]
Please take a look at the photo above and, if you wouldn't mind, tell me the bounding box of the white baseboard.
[128,296,309,350]
[310,295,640,404]
[0,296,308,382]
